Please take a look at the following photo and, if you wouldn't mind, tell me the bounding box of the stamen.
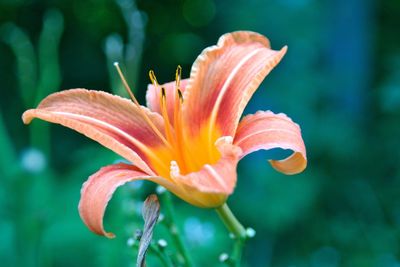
[173,66,184,145]
[113,62,171,148]
[149,70,159,87]
[161,87,166,99]
[150,69,185,169]
[173,90,182,127]
[175,65,182,89]
[160,87,174,144]
[173,73,183,132]
[113,62,140,106]
[173,93,187,172]
[177,89,184,103]
[173,65,183,128]
[172,66,192,172]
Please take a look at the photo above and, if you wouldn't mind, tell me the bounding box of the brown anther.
[161,87,166,99]
[175,65,182,89]
[177,89,183,103]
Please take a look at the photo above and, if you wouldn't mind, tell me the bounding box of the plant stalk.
[160,191,194,267]
[216,203,247,267]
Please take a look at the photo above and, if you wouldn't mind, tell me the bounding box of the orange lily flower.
[22,31,307,238]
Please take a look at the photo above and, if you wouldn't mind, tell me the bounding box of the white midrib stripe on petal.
[208,47,264,138]
[54,111,168,170]
[204,164,228,191]
[234,128,300,146]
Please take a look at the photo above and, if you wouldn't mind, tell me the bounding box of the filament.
[113,62,171,149]
[159,87,174,144]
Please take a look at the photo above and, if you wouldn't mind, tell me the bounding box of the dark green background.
[1,0,399,266]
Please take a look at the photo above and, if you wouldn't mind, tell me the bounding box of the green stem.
[216,203,247,267]
[160,191,194,267]
[0,113,18,178]
[216,204,246,240]
[132,241,173,267]
[149,244,174,267]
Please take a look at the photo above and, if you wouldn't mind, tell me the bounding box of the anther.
[177,89,184,103]
[175,65,182,88]
[149,70,159,87]
[160,86,174,144]
[161,87,166,99]
[113,62,172,149]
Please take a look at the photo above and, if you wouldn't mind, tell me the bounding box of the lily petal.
[170,136,242,207]
[234,111,307,175]
[22,89,169,175]
[146,79,189,122]
[79,163,168,238]
[183,31,287,139]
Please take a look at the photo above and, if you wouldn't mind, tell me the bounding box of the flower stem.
[149,243,174,267]
[216,203,246,240]
[160,191,194,267]
[131,241,173,267]
[216,203,247,266]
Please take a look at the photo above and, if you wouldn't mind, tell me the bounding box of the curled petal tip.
[234,111,307,175]
[21,110,33,124]
[105,232,116,239]
[269,152,307,175]
[78,163,158,238]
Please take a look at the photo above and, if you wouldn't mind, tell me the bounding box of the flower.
[22,31,307,238]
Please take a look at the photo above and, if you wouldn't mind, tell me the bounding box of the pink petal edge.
[22,89,171,175]
[182,31,287,139]
[78,163,161,238]
[234,111,307,175]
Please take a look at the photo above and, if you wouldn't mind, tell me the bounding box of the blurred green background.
[1,0,400,266]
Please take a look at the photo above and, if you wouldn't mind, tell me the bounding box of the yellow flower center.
[114,63,221,179]
[148,67,221,178]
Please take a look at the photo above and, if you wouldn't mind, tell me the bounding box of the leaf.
[137,194,160,267]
